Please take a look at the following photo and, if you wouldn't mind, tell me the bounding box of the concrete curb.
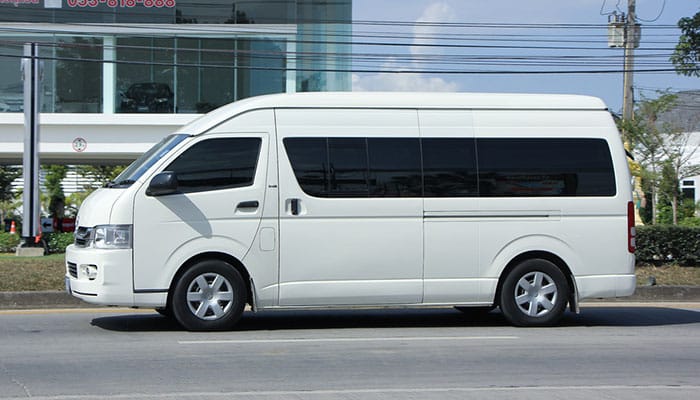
[612,285,700,302]
[2,286,700,309]
[0,291,89,309]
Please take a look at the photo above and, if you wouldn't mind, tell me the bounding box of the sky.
[351,0,700,113]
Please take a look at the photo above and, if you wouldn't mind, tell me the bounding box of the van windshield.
[108,134,189,188]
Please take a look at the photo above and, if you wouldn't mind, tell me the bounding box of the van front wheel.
[171,260,246,331]
[499,259,569,327]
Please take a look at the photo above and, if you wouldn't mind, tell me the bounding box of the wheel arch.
[494,250,578,312]
[165,252,253,311]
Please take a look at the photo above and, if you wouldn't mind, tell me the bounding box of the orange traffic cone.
[9,221,16,235]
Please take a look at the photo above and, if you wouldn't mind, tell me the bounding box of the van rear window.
[477,138,616,197]
[284,137,616,198]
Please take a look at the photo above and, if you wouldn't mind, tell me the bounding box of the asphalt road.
[1,304,699,400]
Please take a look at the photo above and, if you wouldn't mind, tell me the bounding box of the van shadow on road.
[90,306,700,332]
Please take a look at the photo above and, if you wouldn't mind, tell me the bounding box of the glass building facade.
[0,1,351,114]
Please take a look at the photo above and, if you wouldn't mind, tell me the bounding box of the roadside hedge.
[44,232,74,254]
[636,225,700,266]
[0,232,21,253]
[0,232,73,254]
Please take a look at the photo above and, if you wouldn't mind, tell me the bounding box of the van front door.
[275,109,423,306]
[132,133,270,295]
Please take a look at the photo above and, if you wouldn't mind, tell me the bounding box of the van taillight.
[628,201,636,253]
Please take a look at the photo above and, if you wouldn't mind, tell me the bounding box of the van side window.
[165,138,261,193]
[328,138,370,196]
[422,138,478,197]
[477,138,616,197]
[286,137,616,198]
[283,138,328,196]
[284,138,422,197]
[368,138,422,197]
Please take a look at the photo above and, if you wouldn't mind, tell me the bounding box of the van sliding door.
[419,110,483,304]
[276,109,424,306]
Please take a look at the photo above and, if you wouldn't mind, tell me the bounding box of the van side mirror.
[146,171,179,196]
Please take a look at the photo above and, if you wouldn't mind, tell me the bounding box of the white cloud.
[352,2,460,93]
[411,1,457,58]
[352,72,458,92]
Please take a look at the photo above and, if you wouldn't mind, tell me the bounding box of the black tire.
[171,259,246,331]
[499,259,569,327]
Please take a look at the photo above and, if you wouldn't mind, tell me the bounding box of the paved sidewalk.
[2,286,700,309]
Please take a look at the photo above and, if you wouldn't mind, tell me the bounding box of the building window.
[56,37,103,113]
[116,37,174,114]
[0,37,102,113]
[0,0,351,114]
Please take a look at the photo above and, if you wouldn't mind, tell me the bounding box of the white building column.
[286,39,296,93]
[102,36,116,114]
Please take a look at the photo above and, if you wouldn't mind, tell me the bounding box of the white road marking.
[178,335,519,345]
[7,385,700,400]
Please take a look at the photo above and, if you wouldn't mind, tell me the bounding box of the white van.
[65,92,636,330]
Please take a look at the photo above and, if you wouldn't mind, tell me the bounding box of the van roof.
[178,92,609,135]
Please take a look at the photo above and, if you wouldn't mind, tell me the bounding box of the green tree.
[65,165,126,215]
[624,91,700,225]
[44,165,68,219]
[623,93,678,224]
[76,165,126,190]
[0,166,20,203]
[0,166,21,228]
[656,160,696,225]
[671,10,700,77]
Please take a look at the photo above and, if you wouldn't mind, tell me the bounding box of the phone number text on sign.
[66,0,175,8]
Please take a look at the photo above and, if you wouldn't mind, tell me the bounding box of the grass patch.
[635,264,700,286]
[1,253,700,291]
[0,253,66,292]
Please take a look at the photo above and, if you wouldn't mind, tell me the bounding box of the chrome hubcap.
[186,273,234,320]
[514,271,558,317]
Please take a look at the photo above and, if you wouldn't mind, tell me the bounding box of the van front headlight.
[93,225,132,249]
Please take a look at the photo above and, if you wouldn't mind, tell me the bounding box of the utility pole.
[17,43,44,257]
[608,1,642,224]
[622,0,637,122]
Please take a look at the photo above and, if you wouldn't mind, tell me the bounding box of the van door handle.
[290,198,300,216]
[236,201,259,210]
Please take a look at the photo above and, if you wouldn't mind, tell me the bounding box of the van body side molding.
[133,289,169,294]
[423,211,561,219]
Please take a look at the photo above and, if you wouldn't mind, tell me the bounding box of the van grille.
[67,262,78,278]
[74,227,92,247]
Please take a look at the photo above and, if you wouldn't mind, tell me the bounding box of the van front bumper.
[65,244,135,307]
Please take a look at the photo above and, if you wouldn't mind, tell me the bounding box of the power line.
[0,50,694,76]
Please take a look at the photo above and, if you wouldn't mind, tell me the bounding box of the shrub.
[636,225,700,266]
[44,232,74,254]
[0,232,21,253]
[679,217,700,227]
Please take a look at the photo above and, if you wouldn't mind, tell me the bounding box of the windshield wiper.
[104,179,136,188]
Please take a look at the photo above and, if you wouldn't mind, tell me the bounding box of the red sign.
[0,0,40,4]
[66,0,175,7]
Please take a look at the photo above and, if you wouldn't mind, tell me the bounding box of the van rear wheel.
[499,259,569,327]
[171,260,246,331]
